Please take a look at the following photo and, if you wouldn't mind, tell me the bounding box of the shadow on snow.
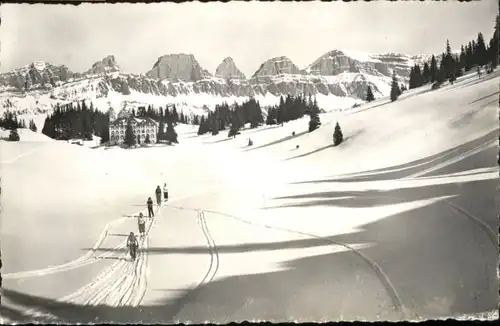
[289,130,497,184]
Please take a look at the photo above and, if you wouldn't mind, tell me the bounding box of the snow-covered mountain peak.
[252,56,302,78]
[215,57,246,80]
[146,53,212,82]
[85,55,120,76]
[30,61,48,71]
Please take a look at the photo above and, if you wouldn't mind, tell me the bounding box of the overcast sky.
[1,1,497,77]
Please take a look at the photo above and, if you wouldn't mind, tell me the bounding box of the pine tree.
[475,32,488,66]
[197,116,209,135]
[366,86,375,102]
[9,129,20,141]
[333,122,343,146]
[436,55,447,84]
[158,107,165,142]
[390,71,400,102]
[459,45,466,72]
[423,62,431,84]
[465,42,474,71]
[277,96,285,126]
[489,14,499,69]
[448,57,457,84]
[29,119,37,132]
[124,119,136,147]
[308,105,321,132]
[165,121,178,144]
[228,109,241,138]
[430,55,438,82]
[172,105,179,124]
[266,107,277,125]
[211,109,219,136]
[100,125,109,144]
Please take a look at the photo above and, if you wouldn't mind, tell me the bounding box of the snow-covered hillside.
[0,63,497,323]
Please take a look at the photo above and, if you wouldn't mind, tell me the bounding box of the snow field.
[0,67,497,321]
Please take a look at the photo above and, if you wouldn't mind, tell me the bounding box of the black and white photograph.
[0,0,498,323]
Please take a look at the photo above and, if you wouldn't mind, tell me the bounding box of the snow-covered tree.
[165,121,178,144]
[124,120,136,147]
[366,86,375,102]
[308,105,321,132]
[9,129,20,141]
[390,71,401,102]
[333,122,343,146]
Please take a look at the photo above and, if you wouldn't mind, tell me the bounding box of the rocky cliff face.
[145,53,212,82]
[215,57,246,80]
[0,61,75,92]
[251,56,303,79]
[85,55,120,76]
[305,50,428,79]
[0,50,436,116]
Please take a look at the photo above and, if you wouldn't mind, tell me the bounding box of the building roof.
[110,116,158,127]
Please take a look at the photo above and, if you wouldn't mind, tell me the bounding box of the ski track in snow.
[169,204,409,318]
[59,204,159,308]
[3,189,217,280]
[4,191,220,322]
[168,174,499,322]
[196,210,220,288]
[3,216,129,279]
[15,205,160,321]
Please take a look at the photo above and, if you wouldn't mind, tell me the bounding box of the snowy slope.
[0,66,497,323]
[0,127,54,142]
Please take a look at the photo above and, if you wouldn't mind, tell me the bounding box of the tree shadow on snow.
[244,130,310,152]
[289,130,497,184]
[283,130,365,162]
[3,179,498,323]
[450,70,500,91]
[449,99,497,129]
[3,129,498,323]
[203,136,235,144]
[347,100,391,116]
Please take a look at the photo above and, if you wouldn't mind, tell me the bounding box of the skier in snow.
[138,212,146,238]
[163,183,168,201]
[147,197,154,217]
[155,185,162,206]
[127,232,139,261]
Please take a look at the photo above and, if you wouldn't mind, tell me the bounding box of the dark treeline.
[130,104,190,125]
[409,17,499,89]
[267,94,320,126]
[42,101,109,142]
[0,111,37,132]
[197,97,263,136]
[197,94,321,137]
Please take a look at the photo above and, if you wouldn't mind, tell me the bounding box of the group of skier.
[127,183,169,261]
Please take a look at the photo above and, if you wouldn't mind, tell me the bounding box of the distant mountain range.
[0,50,438,118]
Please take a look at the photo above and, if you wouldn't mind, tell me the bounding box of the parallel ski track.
[61,204,160,308]
[152,206,220,292]
[3,191,222,322]
[4,190,221,280]
[3,217,129,280]
[167,204,407,319]
[196,210,220,288]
